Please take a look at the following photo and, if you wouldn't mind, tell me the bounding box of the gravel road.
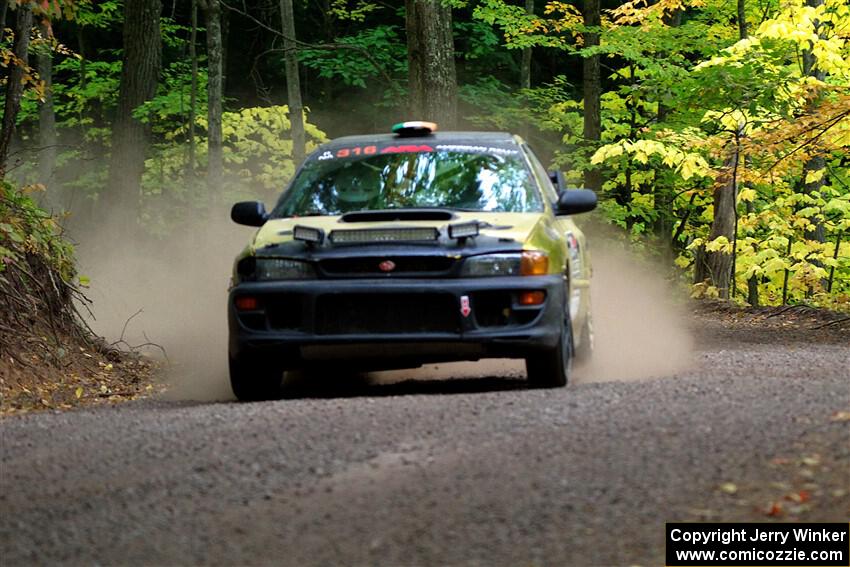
[1,313,848,566]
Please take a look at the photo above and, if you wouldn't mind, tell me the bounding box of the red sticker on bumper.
[460,295,471,318]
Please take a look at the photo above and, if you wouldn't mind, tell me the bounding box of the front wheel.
[229,355,283,401]
[525,313,573,389]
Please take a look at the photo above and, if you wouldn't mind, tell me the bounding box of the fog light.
[518,291,546,306]
[293,225,325,245]
[520,251,549,275]
[448,221,480,240]
[235,296,259,310]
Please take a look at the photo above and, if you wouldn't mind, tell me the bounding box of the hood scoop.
[340,209,454,223]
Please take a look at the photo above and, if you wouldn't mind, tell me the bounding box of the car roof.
[318,131,518,151]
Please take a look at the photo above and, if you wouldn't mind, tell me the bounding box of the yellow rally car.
[228,122,596,401]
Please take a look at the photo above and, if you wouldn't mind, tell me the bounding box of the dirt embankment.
[0,185,157,415]
[0,328,158,415]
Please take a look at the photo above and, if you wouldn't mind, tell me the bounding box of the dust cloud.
[376,242,695,385]
[76,209,246,401]
[577,244,694,382]
[77,213,693,401]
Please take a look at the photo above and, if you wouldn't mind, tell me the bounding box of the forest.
[1,0,848,315]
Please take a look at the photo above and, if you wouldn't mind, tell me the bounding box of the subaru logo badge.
[379,260,396,272]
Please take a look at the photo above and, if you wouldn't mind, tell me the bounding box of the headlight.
[461,251,549,277]
[461,254,521,277]
[255,258,315,280]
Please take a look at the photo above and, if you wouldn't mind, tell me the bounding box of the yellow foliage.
[738,188,757,202]
[705,236,733,253]
[591,139,711,180]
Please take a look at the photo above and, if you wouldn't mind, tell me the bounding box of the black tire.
[525,312,573,389]
[574,312,594,364]
[229,355,283,401]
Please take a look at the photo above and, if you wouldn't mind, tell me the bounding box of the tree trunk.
[798,0,828,294]
[827,231,841,293]
[581,0,601,191]
[520,0,534,90]
[801,0,826,245]
[200,0,223,192]
[104,0,162,231]
[737,0,747,42]
[655,10,680,256]
[405,0,458,129]
[519,0,534,140]
[0,0,7,44]
[319,0,335,104]
[0,4,33,178]
[188,0,198,175]
[280,0,305,165]
[38,20,57,191]
[703,139,740,298]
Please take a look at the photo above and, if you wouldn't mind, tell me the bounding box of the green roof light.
[392,121,438,137]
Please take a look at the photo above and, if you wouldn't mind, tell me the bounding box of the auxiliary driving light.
[329,227,439,243]
[448,221,480,240]
[293,225,325,245]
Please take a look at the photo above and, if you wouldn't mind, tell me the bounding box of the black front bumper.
[228,275,566,369]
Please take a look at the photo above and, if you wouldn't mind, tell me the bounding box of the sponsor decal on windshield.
[312,142,517,161]
[380,144,435,154]
[435,144,519,155]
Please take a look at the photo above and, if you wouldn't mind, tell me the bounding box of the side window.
[521,144,559,205]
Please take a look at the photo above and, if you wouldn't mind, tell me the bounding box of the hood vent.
[340,209,454,222]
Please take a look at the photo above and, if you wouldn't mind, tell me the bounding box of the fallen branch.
[112,308,144,346]
[765,305,803,318]
[810,316,850,330]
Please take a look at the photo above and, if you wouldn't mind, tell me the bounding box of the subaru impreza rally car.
[228,122,597,401]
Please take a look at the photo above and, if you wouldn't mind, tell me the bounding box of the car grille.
[315,293,459,335]
[318,256,456,277]
[264,294,306,331]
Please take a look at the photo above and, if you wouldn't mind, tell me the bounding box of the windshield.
[271,149,543,217]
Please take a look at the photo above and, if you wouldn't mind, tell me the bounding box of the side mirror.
[548,170,567,192]
[556,189,597,215]
[231,201,269,227]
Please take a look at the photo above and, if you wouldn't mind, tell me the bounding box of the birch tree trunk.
[405,0,458,129]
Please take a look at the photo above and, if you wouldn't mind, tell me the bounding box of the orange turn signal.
[235,296,259,311]
[520,251,549,276]
[519,291,546,306]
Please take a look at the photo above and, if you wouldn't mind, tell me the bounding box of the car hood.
[251,211,552,253]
